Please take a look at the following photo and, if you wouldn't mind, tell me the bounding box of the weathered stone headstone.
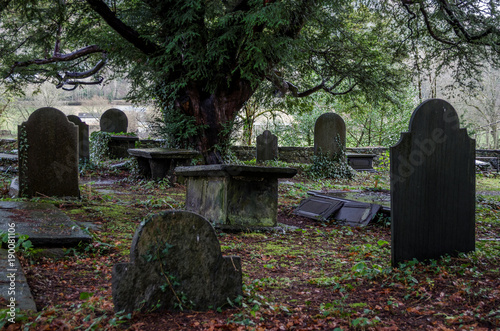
[67,115,90,162]
[256,130,278,163]
[314,113,346,159]
[99,108,128,133]
[390,99,475,266]
[112,210,242,312]
[18,107,80,198]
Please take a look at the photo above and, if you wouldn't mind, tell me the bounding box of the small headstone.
[256,130,278,162]
[18,107,80,198]
[314,113,346,159]
[112,210,242,312]
[67,115,90,162]
[390,99,475,266]
[100,108,128,133]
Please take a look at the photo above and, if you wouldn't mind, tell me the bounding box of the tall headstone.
[390,99,475,266]
[112,210,242,312]
[18,107,80,198]
[256,130,278,162]
[314,113,346,159]
[67,115,90,162]
[99,108,128,133]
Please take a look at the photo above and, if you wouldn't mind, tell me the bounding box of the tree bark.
[175,78,254,164]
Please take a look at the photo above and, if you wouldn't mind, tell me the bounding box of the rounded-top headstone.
[112,210,242,312]
[314,112,346,158]
[67,114,83,125]
[100,108,128,133]
[18,107,80,197]
[67,115,90,161]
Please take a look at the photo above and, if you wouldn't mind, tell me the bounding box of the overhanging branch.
[86,0,161,55]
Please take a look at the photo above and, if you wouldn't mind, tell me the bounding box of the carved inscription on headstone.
[390,99,475,266]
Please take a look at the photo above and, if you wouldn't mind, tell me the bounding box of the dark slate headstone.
[390,99,475,266]
[99,108,128,133]
[314,113,346,159]
[256,130,278,163]
[112,210,242,312]
[67,115,90,162]
[18,107,80,198]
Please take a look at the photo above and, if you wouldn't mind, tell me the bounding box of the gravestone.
[256,130,278,163]
[112,210,242,312]
[314,113,346,159]
[99,108,128,133]
[391,99,475,266]
[18,107,80,198]
[67,115,90,162]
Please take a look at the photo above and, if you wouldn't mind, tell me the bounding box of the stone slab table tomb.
[174,164,297,230]
[346,153,376,172]
[128,147,200,181]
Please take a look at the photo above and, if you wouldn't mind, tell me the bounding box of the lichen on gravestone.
[112,210,242,312]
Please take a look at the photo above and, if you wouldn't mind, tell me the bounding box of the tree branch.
[9,45,104,71]
[419,4,457,46]
[437,0,497,43]
[85,0,161,55]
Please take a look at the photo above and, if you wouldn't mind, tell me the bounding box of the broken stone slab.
[112,210,242,312]
[0,201,92,247]
[294,196,344,221]
[0,249,37,311]
[175,165,297,230]
[295,191,384,227]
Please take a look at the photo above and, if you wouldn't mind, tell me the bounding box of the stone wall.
[230,145,500,164]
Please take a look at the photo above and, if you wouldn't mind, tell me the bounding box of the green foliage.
[307,152,354,180]
[0,232,33,254]
[89,131,112,163]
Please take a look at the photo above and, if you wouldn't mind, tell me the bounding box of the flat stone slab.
[0,201,91,247]
[0,249,37,311]
[346,153,376,172]
[295,190,385,226]
[128,148,200,159]
[175,164,298,178]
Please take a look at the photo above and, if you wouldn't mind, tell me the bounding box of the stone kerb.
[18,107,80,198]
[390,99,475,266]
[314,112,346,159]
[112,210,242,312]
[256,130,278,163]
[99,108,128,133]
[67,115,90,161]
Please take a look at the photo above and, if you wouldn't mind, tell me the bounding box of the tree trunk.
[175,79,254,164]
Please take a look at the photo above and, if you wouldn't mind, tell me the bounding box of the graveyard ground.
[0,154,499,330]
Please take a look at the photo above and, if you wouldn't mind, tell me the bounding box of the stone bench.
[347,153,376,171]
[128,148,200,181]
[174,164,297,231]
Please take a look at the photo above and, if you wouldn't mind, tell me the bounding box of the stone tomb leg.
[175,165,297,230]
[390,99,475,266]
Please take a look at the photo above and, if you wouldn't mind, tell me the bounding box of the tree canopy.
[1,0,499,162]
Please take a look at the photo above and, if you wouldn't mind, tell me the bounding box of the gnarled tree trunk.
[175,78,255,164]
